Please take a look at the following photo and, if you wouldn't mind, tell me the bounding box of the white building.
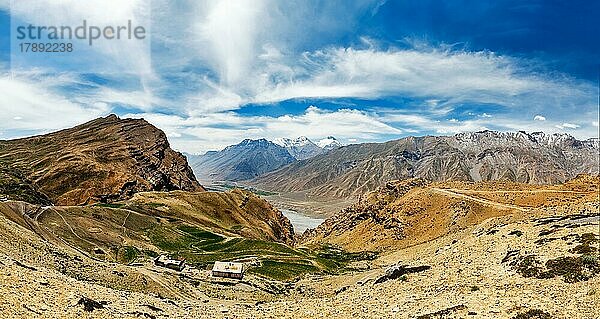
[212,261,244,279]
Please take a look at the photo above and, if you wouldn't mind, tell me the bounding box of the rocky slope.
[0,187,295,258]
[301,174,599,252]
[0,115,203,205]
[254,131,599,201]
[127,189,295,244]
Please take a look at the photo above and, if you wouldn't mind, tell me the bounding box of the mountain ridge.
[253,130,599,201]
[188,138,296,182]
[189,136,342,182]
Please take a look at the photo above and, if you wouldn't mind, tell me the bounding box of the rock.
[375,263,431,284]
[77,297,107,312]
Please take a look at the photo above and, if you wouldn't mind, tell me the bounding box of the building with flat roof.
[154,255,185,271]
[212,261,244,279]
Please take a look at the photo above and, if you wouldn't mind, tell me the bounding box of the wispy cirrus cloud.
[0,1,597,152]
[202,45,596,115]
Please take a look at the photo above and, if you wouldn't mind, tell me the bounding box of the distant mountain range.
[273,136,343,159]
[188,136,342,181]
[188,139,296,182]
[253,131,599,200]
[273,136,323,160]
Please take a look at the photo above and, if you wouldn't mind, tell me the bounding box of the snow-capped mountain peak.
[317,136,342,151]
[273,137,293,148]
[273,136,313,147]
[293,136,312,146]
[271,136,342,159]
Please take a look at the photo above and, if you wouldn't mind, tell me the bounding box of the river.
[280,209,325,233]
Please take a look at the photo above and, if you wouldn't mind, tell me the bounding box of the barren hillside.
[0,115,203,206]
[301,175,599,252]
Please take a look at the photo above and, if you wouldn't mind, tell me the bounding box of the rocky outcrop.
[0,115,203,205]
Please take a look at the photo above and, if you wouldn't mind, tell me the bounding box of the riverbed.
[280,209,325,233]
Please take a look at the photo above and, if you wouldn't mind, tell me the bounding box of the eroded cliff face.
[0,114,203,205]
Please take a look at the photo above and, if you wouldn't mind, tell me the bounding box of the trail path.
[447,189,592,194]
[429,188,528,212]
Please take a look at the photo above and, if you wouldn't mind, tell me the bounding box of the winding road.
[429,188,529,212]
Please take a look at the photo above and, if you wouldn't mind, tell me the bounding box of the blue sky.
[0,0,598,153]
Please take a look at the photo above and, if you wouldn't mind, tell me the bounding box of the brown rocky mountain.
[254,131,599,201]
[0,115,203,205]
[301,174,599,252]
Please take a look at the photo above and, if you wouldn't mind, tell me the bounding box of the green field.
[207,182,278,197]
[146,224,376,281]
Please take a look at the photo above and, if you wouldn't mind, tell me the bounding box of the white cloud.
[194,0,268,86]
[555,123,580,129]
[181,1,567,114]
[593,121,599,127]
[385,113,488,135]
[89,87,164,111]
[534,115,546,121]
[0,74,109,137]
[187,79,244,113]
[125,105,401,153]
[187,45,596,119]
[426,99,440,107]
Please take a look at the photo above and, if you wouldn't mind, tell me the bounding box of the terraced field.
[148,224,375,281]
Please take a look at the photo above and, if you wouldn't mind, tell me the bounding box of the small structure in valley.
[212,261,245,279]
[154,255,186,271]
